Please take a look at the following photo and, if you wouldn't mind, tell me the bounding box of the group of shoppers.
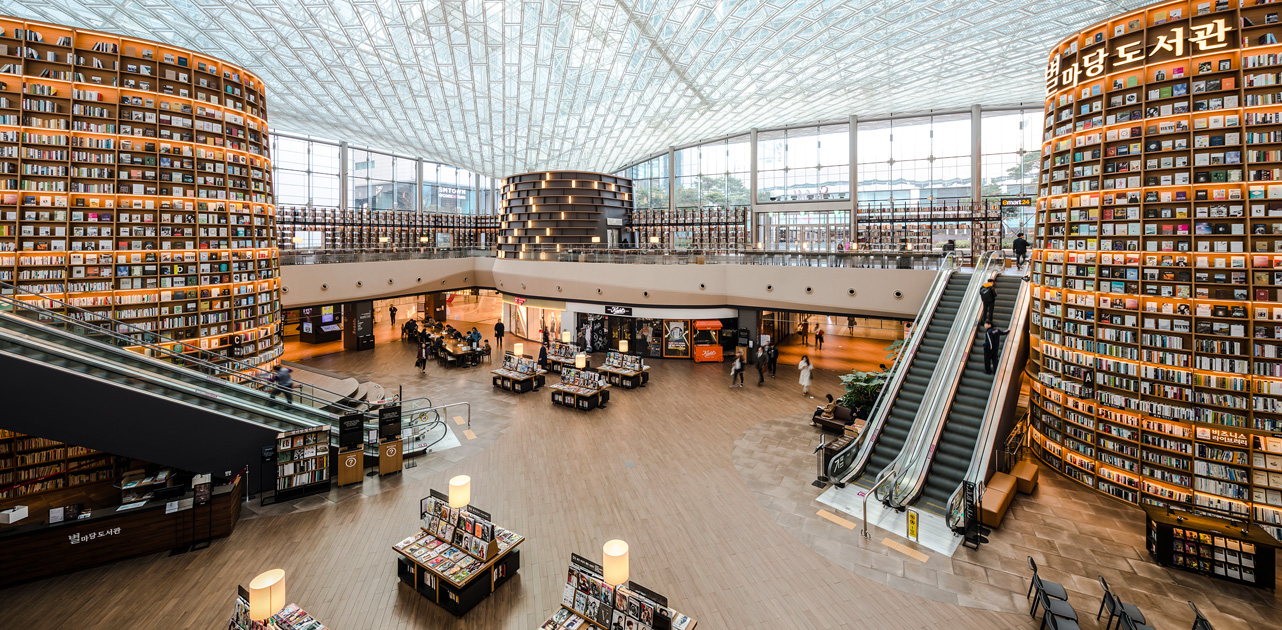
[729,344,813,397]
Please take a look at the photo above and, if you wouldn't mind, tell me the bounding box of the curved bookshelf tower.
[497,171,633,259]
[0,16,281,371]
[1031,0,1282,542]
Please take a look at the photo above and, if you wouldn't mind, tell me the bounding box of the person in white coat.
[798,356,813,397]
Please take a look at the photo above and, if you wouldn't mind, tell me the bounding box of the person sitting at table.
[481,339,492,361]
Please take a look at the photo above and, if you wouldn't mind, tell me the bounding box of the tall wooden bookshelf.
[497,171,632,258]
[0,15,281,371]
[276,206,498,252]
[1030,0,1282,542]
[0,428,118,503]
[632,205,749,250]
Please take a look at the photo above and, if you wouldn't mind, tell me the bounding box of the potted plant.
[837,370,888,410]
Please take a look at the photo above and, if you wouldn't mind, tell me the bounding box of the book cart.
[392,490,524,616]
[1144,504,1278,588]
[597,351,649,389]
[551,368,610,411]
[538,553,696,630]
[262,426,329,505]
[229,591,327,630]
[545,341,586,374]
[491,352,546,393]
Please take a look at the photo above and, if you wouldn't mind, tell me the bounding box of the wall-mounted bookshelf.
[0,15,281,371]
[275,206,497,251]
[631,205,749,250]
[1030,0,1282,542]
[497,171,632,259]
[855,201,1004,262]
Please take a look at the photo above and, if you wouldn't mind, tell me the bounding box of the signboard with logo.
[663,320,691,358]
[999,197,1033,207]
[605,305,632,316]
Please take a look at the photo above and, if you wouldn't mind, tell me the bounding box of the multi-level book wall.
[1030,0,1282,541]
[0,428,118,502]
[855,202,1004,261]
[632,206,749,250]
[0,16,281,371]
[275,206,497,252]
[497,171,633,259]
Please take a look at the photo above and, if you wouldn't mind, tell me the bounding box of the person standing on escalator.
[983,323,1008,375]
[978,280,996,328]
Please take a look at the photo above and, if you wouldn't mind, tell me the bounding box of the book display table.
[551,368,609,411]
[598,352,650,389]
[545,342,585,374]
[538,554,696,630]
[1144,505,1278,589]
[492,354,546,393]
[393,492,524,616]
[230,597,328,630]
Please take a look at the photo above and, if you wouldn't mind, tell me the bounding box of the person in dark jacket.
[767,343,779,377]
[983,323,1008,374]
[755,347,768,386]
[1013,233,1030,270]
[416,342,429,373]
[537,345,549,371]
[978,280,996,327]
[494,321,505,350]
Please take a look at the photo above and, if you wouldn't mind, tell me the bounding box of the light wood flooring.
[1,331,1032,629]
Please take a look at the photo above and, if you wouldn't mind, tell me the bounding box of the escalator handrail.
[0,305,348,428]
[0,326,323,432]
[0,282,365,412]
[945,277,1031,529]
[881,252,1006,507]
[828,252,960,484]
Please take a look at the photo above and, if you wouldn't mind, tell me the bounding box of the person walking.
[983,323,1009,375]
[815,327,825,350]
[494,321,505,350]
[269,365,298,404]
[798,321,809,345]
[730,354,745,388]
[542,328,551,346]
[798,356,813,397]
[768,343,779,377]
[846,316,855,335]
[1013,232,1030,271]
[979,279,997,328]
[416,342,429,373]
[389,305,397,328]
[755,347,768,386]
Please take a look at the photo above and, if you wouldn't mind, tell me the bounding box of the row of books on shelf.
[630,207,748,225]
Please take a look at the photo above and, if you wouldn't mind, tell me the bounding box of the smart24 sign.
[1047,15,1235,95]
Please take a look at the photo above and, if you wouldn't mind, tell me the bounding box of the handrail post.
[863,472,893,539]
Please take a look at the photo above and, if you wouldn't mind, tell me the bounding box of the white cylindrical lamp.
[449,475,471,508]
[602,540,629,586]
[248,569,287,621]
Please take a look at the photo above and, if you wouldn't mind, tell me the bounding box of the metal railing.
[945,279,1030,530]
[279,244,954,270]
[881,251,1005,507]
[826,252,960,485]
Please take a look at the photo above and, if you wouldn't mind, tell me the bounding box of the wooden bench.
[980,472,1018,528]
[1011,460,1039,494]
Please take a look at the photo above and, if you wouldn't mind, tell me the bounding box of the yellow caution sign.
[907,509,919,541]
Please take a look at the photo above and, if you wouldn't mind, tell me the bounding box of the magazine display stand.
[538,553,696,630]
[551,368,610,411]
[268,427,329,504]
[492,353,546,393]
[228,592,327,630]
[597,352,649,389]
[545,341,584,374]
[392,490,524,616]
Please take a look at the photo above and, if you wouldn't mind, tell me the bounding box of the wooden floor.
[0,333,1030,629]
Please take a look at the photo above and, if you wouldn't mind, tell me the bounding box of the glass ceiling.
[5,0,1151,178]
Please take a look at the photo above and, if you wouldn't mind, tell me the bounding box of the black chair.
[1027,556,1069,603]
[1116,594,1153,630]
[1035,586,1080,630]
[1097,576,1146,630]
[1189,601,1215,630]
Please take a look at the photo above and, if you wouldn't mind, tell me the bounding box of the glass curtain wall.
[757,124,850,202]
[621,155,669,210]
[856,114,972,206]
[980,109,1041,237]
[673,135,751,208]
[270,132,493,215]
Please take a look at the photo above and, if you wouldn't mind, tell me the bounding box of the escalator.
[916,274,1022,514]
[856,274,970,483]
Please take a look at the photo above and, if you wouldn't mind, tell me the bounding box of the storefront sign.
[1194,426,1248,448]
[1000,198,1033,207]
[514,297,526,305]
[605,305,632,316]
[1047,17,1236,93]
[67,527,122,545]
[663,320,690,358]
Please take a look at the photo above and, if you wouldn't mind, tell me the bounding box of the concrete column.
[339,141,349,211]
[971,104,982,204]
[849,115,858,247]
